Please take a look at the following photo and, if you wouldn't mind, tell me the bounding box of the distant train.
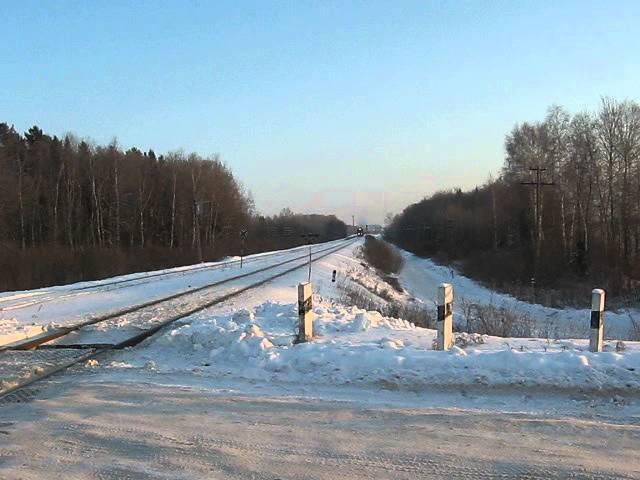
[356,227,364,237]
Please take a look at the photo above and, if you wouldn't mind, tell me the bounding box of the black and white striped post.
[589,288,605,353]
[437,283,454,351]
[298,282,313,342]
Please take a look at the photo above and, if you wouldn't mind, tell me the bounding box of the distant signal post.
[240,229,248,268]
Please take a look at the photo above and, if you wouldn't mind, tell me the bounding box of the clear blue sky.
[3,1,639,224]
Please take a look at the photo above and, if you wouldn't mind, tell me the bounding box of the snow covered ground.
[1,238,640,478]
[3,378,638,479]
[77,239,638,396]
[110,291,640,395]
[112,299,640,392]
[0,239,348,346]
[2,237,640,395]
[400,250,640,340]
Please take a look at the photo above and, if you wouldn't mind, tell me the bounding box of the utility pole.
[193,200,203,263]
[521,166,554,301]
[352,215,355,227]
[301,233,319,282]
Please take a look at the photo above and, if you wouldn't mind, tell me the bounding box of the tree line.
[0,123,346,291]
[385,98,640,303]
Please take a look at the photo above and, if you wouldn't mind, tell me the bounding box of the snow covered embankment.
[399,250,640,341]
[115,300,640,393]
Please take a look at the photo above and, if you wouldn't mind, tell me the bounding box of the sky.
[2,1,640,225]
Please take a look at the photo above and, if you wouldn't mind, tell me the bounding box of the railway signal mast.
[239,229,248,268]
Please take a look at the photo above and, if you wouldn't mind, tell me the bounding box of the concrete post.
[590,288,605,353]
[437,283,454,351]
[298,282,313,342]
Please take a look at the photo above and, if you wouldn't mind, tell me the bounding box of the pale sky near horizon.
[3,1,640,224]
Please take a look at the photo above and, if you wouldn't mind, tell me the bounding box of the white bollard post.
[437,283,454,351]
[298,282,313,342]
[590,288,605,353]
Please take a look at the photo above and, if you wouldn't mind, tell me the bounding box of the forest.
[0,123,346,291]
[385,98,640,306]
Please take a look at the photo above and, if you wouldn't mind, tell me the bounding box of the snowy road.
[0,377,638,479]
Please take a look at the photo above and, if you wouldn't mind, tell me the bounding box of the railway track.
[0,240,339,313]
[0,237,357,401]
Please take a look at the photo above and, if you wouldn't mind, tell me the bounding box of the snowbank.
[116,300,640,393]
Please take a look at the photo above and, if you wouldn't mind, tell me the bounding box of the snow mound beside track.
[114,300,640,392]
